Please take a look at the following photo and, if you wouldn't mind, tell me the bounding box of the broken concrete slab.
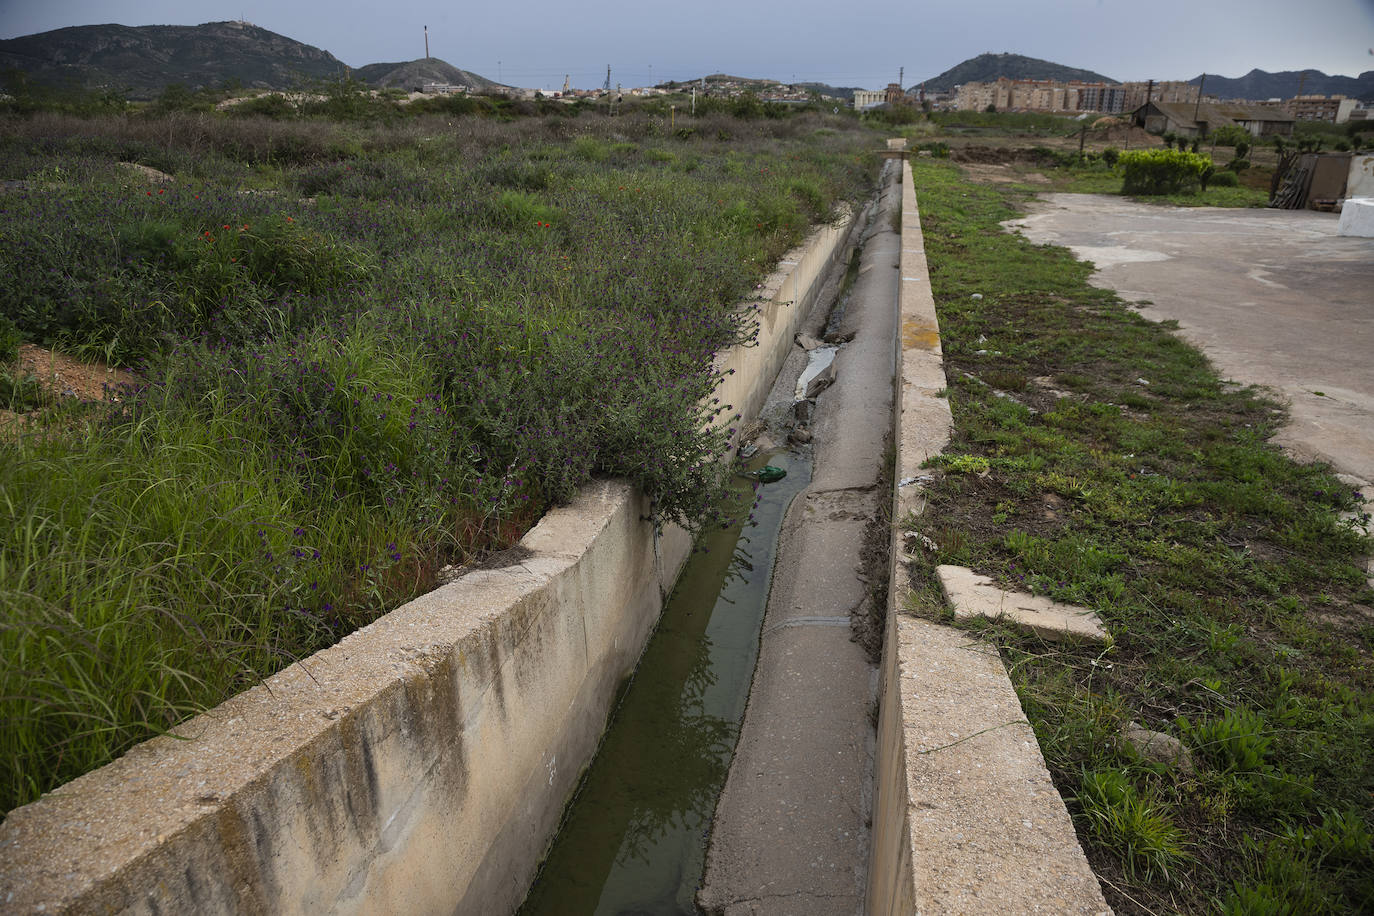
[936,564,1110,644]
[804,362,836,399]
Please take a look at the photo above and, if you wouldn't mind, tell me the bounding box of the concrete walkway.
[1008,195,1374,491]
[697,163,901,914]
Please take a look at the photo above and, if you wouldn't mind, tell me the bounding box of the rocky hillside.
[918,52,1116,91]
[0,20,347,98]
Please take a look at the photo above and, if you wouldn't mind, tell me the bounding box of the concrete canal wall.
[0,214,856,916]
[866,157,1111,914]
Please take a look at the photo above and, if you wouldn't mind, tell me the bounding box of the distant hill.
[0,20,348,99]
[353,58,503,93]
[918,52,1116,91]
[1191,68,1374,102]
[666,73,857,99]
[794,82,864,102]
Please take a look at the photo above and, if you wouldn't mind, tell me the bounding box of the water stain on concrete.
[902,318,940,350]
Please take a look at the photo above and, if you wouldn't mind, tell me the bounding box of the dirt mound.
[951,146,1062,165]
[10,344,136,402]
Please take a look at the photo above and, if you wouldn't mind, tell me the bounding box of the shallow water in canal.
[519,449,811,916]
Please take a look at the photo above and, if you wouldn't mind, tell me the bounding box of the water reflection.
[519,451,810,916]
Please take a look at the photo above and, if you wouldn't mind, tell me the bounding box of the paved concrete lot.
[1009,195,1374,490]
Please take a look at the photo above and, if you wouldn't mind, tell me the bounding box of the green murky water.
[519,450,810,916]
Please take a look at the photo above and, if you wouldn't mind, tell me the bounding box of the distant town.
[420,73,1366,125]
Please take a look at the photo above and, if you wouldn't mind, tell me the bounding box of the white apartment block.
[954,77,1198,114]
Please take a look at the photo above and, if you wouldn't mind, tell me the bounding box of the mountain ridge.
[0,21,349,99]
[1189,68,1374,101]
[2,23,1371,104]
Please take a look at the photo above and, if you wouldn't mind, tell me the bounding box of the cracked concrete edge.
[936,565,1111,645]
[866,157,1113,915]
[0,218,857,916]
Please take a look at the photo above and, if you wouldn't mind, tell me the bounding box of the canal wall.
[866,158,1111,914]
[0,214,856,915]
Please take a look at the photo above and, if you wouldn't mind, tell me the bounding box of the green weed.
[909,158,1373,913]
[1076,769,1191,880]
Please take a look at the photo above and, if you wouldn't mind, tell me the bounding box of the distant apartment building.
[853,89,886,110]
[1287,94,1359,123]
[1121,80,1199,109]
[1077,84,1129,113]
[953,77,1198,114]
[953,78,1082,112]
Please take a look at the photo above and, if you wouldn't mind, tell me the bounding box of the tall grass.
[0,110,881,812]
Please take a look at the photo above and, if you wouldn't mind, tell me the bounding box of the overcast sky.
[3,0,1372,91]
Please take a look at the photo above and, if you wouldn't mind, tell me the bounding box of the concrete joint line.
[806,483,877,497]
[764,615,853,634]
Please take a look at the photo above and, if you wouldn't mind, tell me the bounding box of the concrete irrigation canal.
[0,153,1110,916]
[521,159,904,914]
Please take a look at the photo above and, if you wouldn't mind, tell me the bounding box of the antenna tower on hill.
[604,66,612,93]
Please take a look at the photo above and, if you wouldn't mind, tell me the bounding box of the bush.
[0,369,46,411]
[1208,170,1239,187]
[1119,149,1213,195]
[1210,125,1251,149]
[0,315,20,362]
[1101,147,1120,167]
[229,93,295,120]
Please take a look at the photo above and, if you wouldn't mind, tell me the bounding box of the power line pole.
[604,65,611,94]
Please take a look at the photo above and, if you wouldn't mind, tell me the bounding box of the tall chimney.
[424,25,430,60]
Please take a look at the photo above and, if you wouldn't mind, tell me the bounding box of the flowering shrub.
[1119,149,1213,195]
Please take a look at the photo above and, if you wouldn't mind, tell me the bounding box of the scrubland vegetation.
[0,103,878,813]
